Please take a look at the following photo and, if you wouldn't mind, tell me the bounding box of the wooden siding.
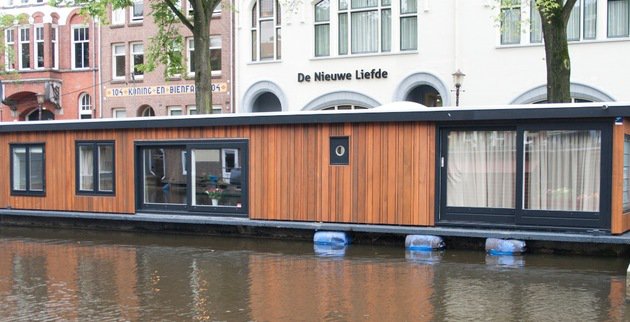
[611,120,630,234]
[0,122,435,226]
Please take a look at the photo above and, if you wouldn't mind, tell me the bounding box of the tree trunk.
[192,0,213,113]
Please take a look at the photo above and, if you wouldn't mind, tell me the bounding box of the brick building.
[100,1,233,118]
[1,0,99,121]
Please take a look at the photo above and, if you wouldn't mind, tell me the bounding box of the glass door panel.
[142,147,187,205]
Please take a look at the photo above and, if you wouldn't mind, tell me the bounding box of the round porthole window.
[335,145,346,157]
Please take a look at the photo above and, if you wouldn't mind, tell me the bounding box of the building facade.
[0,0,99,121]
[234,0,630,112]
[100,1,233,118]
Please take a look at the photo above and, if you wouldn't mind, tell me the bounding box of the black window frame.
[75,141,116,195]
[134,139,249,216]
[437,119,612,231]
[10,143,46,196]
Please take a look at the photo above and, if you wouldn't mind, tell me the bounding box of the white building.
[234,0,630,112]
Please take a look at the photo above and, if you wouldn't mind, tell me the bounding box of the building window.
[113,108,127,118]
[213,105,223,114]
[623,135,630,211]
[608,0,629,37]
[530,0,596,43]
[131,0,144,22]
[51,26,58,69]
[76,141,115,194]
[79,93,92,119]
[11,144,45,196]
[112,44,125,80]
[500,0,521,45]
[35,26,44,68]
[251,0,281,61]
[530,0,542,43]
[112,7,125,25]
[187,105,197,114]
[583,0,597,39]
[168,106,183,116]
[4,28,15,71]
[19,27,30,69]
[131,42,144,79]
[187,38,195,75]
[72,26,89,69]
[137,140,248,214]
[210,36,221,75]
[338,0,392,54]
[400,0,417,50]
[314,0,330,57]
[322,105,368,110]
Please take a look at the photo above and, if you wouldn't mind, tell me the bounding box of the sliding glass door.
[439,122,611,230]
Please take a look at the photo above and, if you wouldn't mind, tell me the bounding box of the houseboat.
[1,102,630,240]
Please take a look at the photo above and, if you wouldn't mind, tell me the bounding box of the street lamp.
[36,93,45,121]
[452,69,466,107]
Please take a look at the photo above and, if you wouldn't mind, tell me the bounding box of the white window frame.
[213,105,223,114]
[210,35,221,76]
[5,0,15,7]
[51,26,58,69]
[79,93,92,119]
[4,28,15,71]
[168,106,183,116]
[187,105,197,114]
[18,26,30,70]
[34,25,44,69]
[187,37,195,76]
[251,0,282,61]
[130,42,144,79]
[71,25,89,70]
[607,0,629,38]
[112,7,125,25]
[314,0,330,57]
[112,43,126,80]
[113,108,127,118]
[131,0,144,22]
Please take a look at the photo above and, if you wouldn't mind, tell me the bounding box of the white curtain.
[525,130,601,212]
[351,11,378,53]
[12,148,26,191]
[567,0,581,40]
[608,0,629,37]
[447,131,516,208]
[98,145,113,192]
[530,0,542,42]
[382,9,392,51]
[339,13,348,54]
[584,0,597,39]
[80,146,94,190]
[501,1,521,44]
[400,16,416,50]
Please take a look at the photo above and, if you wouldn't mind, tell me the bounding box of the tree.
[54,0,222,113]
[535,0,577,103]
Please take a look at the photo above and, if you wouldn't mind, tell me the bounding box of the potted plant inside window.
[206,188,223,206]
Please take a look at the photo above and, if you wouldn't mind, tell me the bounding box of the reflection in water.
[0,227,628,321]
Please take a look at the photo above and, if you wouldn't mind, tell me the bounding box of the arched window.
[251,0,281,61]
[79,93,92,119]
[140,105,156,117]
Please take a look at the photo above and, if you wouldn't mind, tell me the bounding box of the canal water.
[0,226,629,321]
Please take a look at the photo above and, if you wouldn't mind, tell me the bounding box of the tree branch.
[561,0,578,22]
[164,0,194,31]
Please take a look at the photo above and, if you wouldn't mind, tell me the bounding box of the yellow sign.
[105,83,227,98]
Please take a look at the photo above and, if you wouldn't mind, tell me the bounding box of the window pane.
[192,149,242,207]
[79,145,94,191]
[501,0,521,44]
[567,0,580,40]
[143,148,187,205]
[115,55,125,77]
[12,147,27,191]
[99,145,114,192]
[251,30,257,60]
[608,0,629,37]
[401,16,417,51]
[351,0,378,9]
[400,0,416,14]
[524,130,601,212]
[447,131,516,208]
[315,0,330,22]
[530,0,542,42]
[351,11,378,53]
[29,147,44,191]
[260,0,273,17]
[210,48,221,71]
[315,24,330,56]
[382,9,391,51]
[339,13,348,55]
[260,20,275,59]
[583,0,597,39]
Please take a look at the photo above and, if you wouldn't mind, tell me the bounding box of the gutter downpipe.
[97,18,103,118]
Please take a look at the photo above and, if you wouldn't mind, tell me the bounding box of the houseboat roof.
[2,102,629,133]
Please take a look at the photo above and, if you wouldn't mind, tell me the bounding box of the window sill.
[496,37,630,49]
[110,24,125,29]
[309,50,418,61]
[128,21,144,27]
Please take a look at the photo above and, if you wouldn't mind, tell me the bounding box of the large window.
[251,0,281,61]
[19,27,29,69]
[79,93,92,119]
[187,36,221,76]
[608,0,629,37]
[441,122,610,229]
[339,0,391,54]
[314,0,330,57]
[524,130,601,212]
[76,141,115,194]
[137,140,248,215]
[11,144,45,196]
[400,0,417,50]
[4,28,15,71]
[72,26,89,69]
[112,7,125,25]
[530,0,597,42]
